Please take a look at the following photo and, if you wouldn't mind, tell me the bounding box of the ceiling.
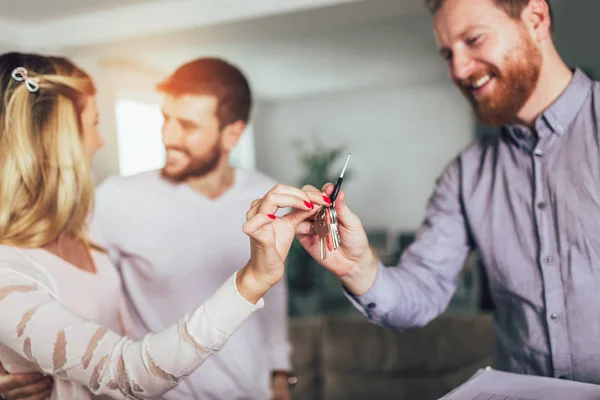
[130,12,444,100]
[0,0,161,22]
[0,0,370,50]
[0,0,446,101]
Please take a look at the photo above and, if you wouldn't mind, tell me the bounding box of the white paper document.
[440,367,600,400]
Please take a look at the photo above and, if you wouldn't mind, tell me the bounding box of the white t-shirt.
[94,168,291,399]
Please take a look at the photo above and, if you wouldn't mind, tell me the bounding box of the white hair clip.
[11,67,40,93]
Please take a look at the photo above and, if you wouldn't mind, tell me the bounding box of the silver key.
[314,207,330,260]
[329,206,341,250]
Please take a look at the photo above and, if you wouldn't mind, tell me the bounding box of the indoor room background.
[0,0,594,397]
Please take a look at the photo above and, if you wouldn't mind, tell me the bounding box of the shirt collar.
[539,67,592,136]
[504,68,593,148]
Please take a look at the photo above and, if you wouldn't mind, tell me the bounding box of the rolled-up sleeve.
[345,158,472,330]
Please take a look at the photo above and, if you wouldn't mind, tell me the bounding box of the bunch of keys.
[313,153,350,260]
[314,206,342,259]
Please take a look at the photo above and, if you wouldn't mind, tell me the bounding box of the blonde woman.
[0,52,325,399]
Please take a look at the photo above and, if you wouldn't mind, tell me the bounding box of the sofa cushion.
[321,314,493,399]
[322,356,493,400]
[289,313,494,400]
[322,314,494,373]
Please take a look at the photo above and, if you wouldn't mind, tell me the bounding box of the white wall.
[254,82,475,232]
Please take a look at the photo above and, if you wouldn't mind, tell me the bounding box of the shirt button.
[543,256,554,265]
[367,303,377,309]
[534,149,544,156]
[537,201,546,209]
[550,313,559,321]
[557,126,564,134]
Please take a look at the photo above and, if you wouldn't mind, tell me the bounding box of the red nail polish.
[304,200,314,209]
[268,214,276,220]
[323,195,331,204]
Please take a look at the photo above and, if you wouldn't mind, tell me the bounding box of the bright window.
[114,99,165,177]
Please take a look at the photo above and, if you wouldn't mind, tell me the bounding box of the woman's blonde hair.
[0,52,97,248]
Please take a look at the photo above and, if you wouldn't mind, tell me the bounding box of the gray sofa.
[288,313,494,400]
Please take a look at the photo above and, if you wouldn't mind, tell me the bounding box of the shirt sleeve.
[0,269,263,399]
[345,158,473,330]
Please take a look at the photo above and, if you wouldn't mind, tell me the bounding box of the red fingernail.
[323,195,331,204]
[268,214,276,220]
[304,200,314,209]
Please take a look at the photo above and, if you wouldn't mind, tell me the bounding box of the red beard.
[456,34,542,127]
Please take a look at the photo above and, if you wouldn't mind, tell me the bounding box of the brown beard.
[457,33,542,127]
[161,141,222,182]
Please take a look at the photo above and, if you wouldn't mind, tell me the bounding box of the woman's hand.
[237,184,328,303]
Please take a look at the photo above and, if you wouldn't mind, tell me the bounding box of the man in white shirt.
[94,58,294,400]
